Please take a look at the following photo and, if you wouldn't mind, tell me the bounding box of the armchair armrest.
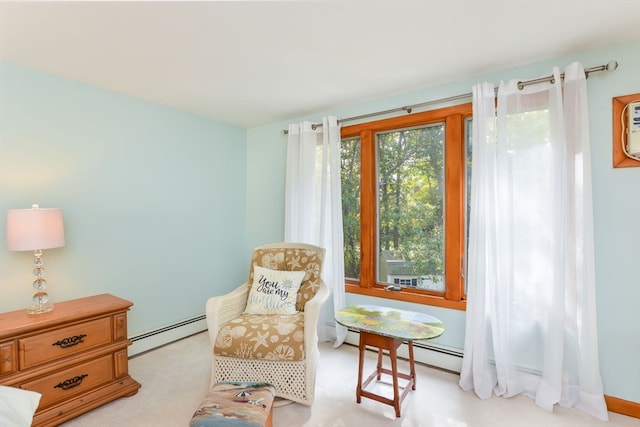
[205,283,249,347]
[303,280,330,351]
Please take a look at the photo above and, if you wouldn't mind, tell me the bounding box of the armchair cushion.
[214,312,305,361]
[249,247,324,312]
[244,266,305,315]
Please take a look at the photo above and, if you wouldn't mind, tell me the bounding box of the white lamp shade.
[6,207,65,251]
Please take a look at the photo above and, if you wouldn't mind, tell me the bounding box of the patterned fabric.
[190,381,274,427]
[248,247,324,312]
[244,266,305,315]
[214,312,305,361]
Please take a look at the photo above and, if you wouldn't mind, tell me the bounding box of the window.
[340,104,472,310]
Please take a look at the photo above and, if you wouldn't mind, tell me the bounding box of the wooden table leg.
[408,340,416,390]
[356,331,366,403]
[389,338,401,417]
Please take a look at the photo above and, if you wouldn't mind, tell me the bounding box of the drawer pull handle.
[52,334,87,348]
[54,374,88,391]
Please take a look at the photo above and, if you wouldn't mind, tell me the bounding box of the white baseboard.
[129,314,207,357]
[344,330,463,373]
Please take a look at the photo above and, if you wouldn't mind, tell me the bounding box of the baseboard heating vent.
[129,314,207,357]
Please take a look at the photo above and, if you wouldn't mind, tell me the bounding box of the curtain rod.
[282,60,618,135]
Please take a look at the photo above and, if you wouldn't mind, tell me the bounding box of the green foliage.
[341,124,447,285]
[341,137,361,280]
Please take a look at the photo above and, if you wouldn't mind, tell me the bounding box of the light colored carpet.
[61,332,636,426]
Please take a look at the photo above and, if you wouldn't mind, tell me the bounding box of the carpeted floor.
[61,331,637,426]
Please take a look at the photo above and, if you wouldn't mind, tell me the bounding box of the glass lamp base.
[29,250,54,315]
[27,302,54,314]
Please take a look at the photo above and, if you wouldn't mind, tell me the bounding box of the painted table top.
[335,304,445,341]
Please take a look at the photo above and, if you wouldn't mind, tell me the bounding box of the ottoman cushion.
[190,382,275,427]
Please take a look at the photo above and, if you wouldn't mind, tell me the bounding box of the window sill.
[345,283,466,311]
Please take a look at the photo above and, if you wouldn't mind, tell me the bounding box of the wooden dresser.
[0,293,141,426]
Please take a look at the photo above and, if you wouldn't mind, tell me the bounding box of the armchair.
[205,242,330,405]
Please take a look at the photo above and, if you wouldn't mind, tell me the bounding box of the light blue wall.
[0,61,249,336]
[246,39,640,403]
[1,38,637,404]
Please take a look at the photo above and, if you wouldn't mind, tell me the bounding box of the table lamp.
[6,204,65,314]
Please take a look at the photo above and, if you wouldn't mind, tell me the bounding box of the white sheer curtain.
[459,63,608,420]
[285,116,347,346]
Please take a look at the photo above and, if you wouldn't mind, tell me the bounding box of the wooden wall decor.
[612,92,640,168]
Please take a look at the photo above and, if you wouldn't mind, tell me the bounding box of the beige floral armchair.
[205,242,329,405]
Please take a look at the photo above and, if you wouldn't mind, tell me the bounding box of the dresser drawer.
[22,354,114,409]
[20,317,112,369]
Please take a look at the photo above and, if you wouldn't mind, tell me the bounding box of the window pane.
[376,124,445,291]
[341,137,361,281]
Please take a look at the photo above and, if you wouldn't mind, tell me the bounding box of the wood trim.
[612,93,640,168]
[605,394,640,419]
[342,104,472,309]
[346,283,466,310]
[444,114,465,302]
[360,129,375,289]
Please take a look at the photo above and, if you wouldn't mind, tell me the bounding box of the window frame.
[341,103,472,310]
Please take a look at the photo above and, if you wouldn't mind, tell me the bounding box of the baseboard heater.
[126,316,464,374]
[129,314,207,357]
[344,329,463,374]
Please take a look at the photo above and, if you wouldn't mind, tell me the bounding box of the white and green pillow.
[244,266,305,315]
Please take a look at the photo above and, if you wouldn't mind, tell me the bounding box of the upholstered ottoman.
[190,382,275,427]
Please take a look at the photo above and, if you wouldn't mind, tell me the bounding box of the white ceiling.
[1,1,639,128]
